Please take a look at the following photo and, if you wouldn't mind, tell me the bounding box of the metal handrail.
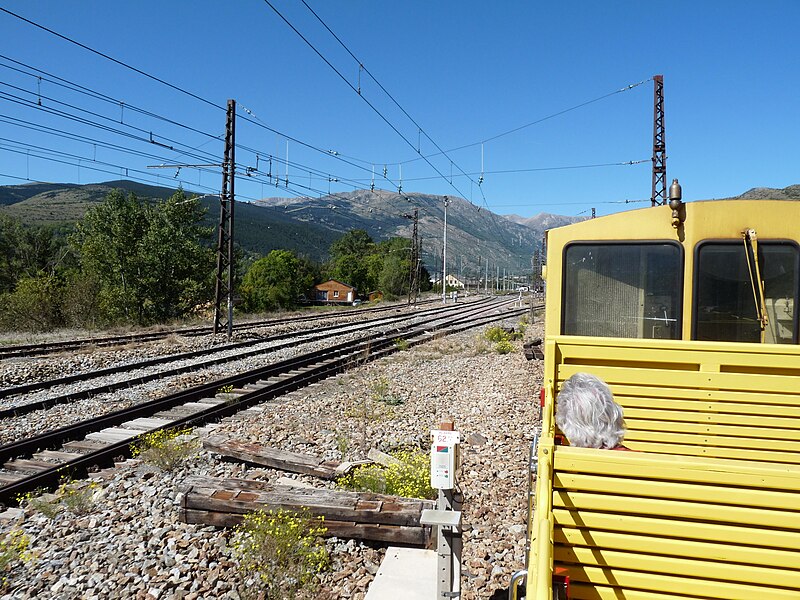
[528,369,557,600]
[509,569,527,600]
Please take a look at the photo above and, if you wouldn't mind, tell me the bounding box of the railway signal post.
[421,419,462,599]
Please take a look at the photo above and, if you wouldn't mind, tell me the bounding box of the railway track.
[0,298,440,360]
[0,297,495,415]
[0,298,531,505]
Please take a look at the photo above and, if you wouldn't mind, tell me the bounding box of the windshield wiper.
[742,228,769,342]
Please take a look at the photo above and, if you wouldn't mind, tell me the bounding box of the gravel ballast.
[0,314,543,599]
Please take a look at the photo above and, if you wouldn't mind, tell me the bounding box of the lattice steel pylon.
[213,99,236,338]
[651,75,667,206]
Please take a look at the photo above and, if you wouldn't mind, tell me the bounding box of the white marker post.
[421,421,462,599]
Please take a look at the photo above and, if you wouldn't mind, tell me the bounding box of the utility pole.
[485,257,489,293]
[213,99,236,338]
[415,238,422,304]
[442,196,449,303]
[405,208,419,305]
[651,75,666,206]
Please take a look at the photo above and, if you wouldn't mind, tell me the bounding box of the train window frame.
[691,239,800,344]
[560,240,684,339]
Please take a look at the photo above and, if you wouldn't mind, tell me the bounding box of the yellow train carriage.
[512,197,800,600]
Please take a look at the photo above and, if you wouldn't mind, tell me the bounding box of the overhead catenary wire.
[0,70,370,193]
[0,87,222,166]
[0,22,398,191]
[1,7,653,223]
[261,0,473,206]
[0,55,224,145]
[0,146,236,199]
[340,159,650,184]
[0,7,223,112]
[389,78,652,166]
[0,115,224,181]
[296,0,490,211]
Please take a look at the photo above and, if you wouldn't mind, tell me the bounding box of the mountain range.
[0,181,574,275]
[1,180,797,275]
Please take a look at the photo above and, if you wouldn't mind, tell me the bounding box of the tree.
[71,189,214,324]
[327,230,376,294]
[240,249,314,312]
[376,238,413,298]
[137,190,214,320]
[0,216,67,292]
[330,229,374,259]
[0,215,24,293]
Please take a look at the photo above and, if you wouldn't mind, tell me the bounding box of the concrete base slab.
[365,546,436,600]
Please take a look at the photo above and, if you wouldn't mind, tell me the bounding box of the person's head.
[555,373,625,449]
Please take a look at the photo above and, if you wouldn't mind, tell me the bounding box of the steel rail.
[0,299,526,505]
[0,298,441,360]
[0,297,493,404]
[0,298,512,461]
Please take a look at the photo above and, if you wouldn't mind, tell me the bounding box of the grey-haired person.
[555,372,630,450]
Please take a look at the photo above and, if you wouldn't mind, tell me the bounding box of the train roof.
[546,199,800,246]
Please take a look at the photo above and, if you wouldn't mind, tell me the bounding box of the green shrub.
[17,489,61,520]
[484,326,508,342]
[334,432,350,457]
[0,529,33,591]
[472,334,489,355]
[18,481,101,517]
[56,480,100,515]
[494,340,515,354]
[130,427,199,471]
[0,273,64,332]
[485,325,522,344]
[394,338,410,351]
[370,377,404,406]
[339,449,436,500]
[232,508,328,599]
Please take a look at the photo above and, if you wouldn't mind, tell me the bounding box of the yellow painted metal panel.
[553,489,800,530]
[555,470,800,509]
[554,527,800,570]
[551,334,800,359]
[558,363,800,396]
[558,563,800,600]
[624,406,800,426]
[552,445,800,489]
[528,438,555,599]
[613,385,800,407]
[625,417,800,441]
[553,507,800,550]
[622,428,800,452]
[555,339,800,368]
[617,440,800,464]
[555,544,800,588]
[568,581,710,600]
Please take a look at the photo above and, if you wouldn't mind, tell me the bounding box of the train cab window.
[694,242,798,343]
[563,243,682,339]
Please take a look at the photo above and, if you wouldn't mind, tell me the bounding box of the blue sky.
[0,1,797,218]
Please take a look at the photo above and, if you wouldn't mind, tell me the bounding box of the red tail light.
[539,388,546,407]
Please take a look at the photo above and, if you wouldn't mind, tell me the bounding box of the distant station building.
[313,279,356,304]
